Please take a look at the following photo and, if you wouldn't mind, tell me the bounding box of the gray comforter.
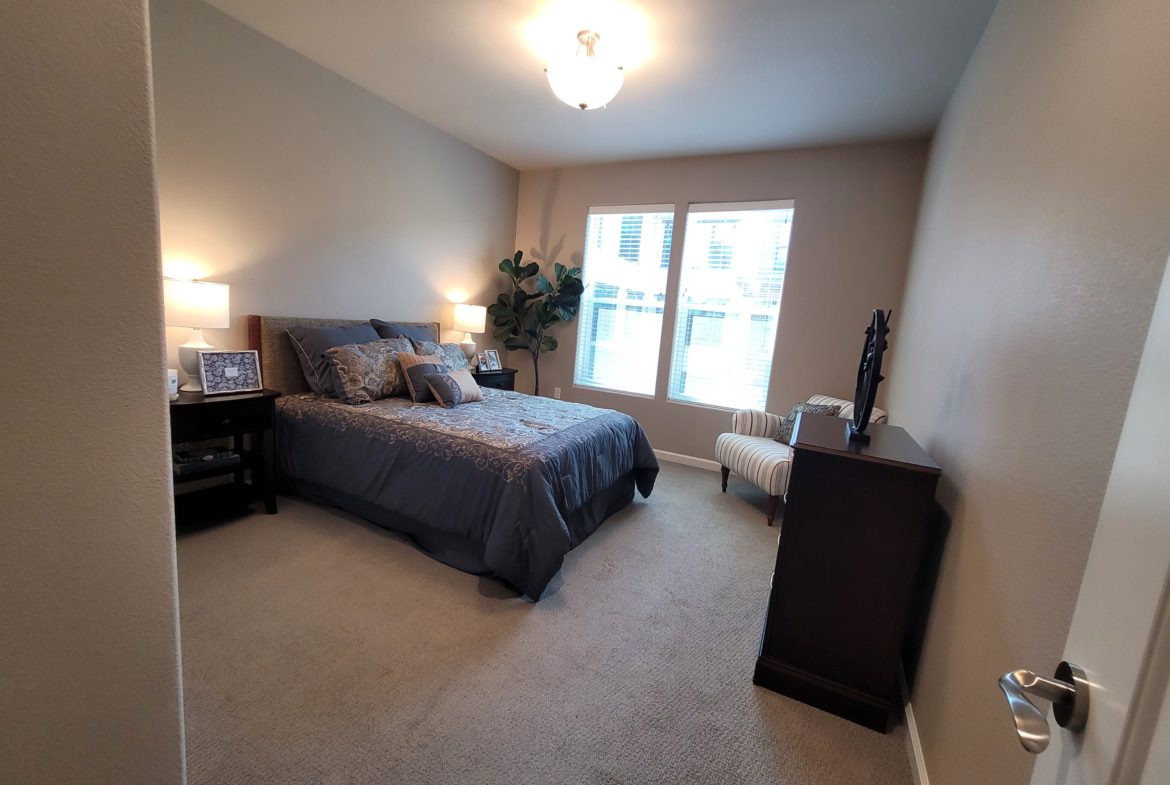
[276,389,658,599]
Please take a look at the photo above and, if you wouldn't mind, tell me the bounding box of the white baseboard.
[654,450,721,472]
[900,665,930,785]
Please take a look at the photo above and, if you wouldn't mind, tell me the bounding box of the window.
[574,205,675,395]
[667,201,794,409]
[573,200,793,406]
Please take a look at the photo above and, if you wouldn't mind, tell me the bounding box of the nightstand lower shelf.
[174,484,273,527]
[173,449,262,484]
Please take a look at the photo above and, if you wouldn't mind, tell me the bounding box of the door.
[1025,255,1170,785]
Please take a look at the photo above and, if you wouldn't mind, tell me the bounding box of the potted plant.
[487,250,584,396]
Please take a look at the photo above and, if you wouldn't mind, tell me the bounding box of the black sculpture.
[847,309,892,443]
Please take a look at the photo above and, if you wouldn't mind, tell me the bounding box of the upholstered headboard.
[247,315,440,395]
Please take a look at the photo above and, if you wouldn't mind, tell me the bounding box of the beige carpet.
[178,462,913,785]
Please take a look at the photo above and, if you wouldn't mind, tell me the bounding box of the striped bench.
[715,394,887,525]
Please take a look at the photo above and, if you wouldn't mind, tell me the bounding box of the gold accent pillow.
[397,352,445,403]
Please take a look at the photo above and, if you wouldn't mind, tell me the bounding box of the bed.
[248,315,659,600]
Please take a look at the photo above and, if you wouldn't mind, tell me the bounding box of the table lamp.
[452,303,487,364]
[164,277,230,392]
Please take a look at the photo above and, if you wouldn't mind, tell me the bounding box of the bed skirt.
[286,472,639,600]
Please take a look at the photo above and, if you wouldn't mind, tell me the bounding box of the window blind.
[666,200,795,409]
[574,205,676,396]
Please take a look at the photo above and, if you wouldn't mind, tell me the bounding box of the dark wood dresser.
[753,413,941,732]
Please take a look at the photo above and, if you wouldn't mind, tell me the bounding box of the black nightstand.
[169,388,281,524]
[473,367,518,391]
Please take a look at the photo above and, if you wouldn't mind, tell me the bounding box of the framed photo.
[198,349,263,396]
[483,349,502,371]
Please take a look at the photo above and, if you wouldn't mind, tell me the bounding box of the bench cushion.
[715,433,793,496]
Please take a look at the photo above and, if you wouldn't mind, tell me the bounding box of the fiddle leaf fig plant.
[487,250,584,396]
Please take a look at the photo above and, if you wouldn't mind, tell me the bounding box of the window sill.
[572,383,655,400]
[571,384,763,414]
[666,396,754,414]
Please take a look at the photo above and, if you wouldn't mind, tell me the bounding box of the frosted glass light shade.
[546,31,624,110]
[452,303,487,334]
[164,278,229,329]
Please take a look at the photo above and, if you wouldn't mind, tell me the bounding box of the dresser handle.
[221,418,231,426]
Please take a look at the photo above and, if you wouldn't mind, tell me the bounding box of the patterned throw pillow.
[424,372,463,408]
[411,339,471,372]
[424,368,483,408]
[323,338,413,404]
[397,353,446,403]
[447,368,484,402]
[775,402,843,445]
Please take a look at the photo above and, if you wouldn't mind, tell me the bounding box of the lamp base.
[459,333,477,365]
[178,328,214,393]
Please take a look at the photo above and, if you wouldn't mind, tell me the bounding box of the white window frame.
[572,204,676,398]
[665,199,795,411]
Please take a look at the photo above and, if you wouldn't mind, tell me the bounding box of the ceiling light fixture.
[545,30,624,110]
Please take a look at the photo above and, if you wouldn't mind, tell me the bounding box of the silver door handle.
[997,661,1089,753]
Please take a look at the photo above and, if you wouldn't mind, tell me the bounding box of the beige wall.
[885,0,1170,783]
[150,0,518,379]
[0,2,186,784]
[513,141,928,457]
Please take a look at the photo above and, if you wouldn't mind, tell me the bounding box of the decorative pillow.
[424,368,483,407]
[287,324,380,396]
[370,319,437,344]
[411,339,471,371]
[323,338,413,404]
[424,372,463,408]
[775,402,843,445]
[397,353,445,403]
[448,368,484,403]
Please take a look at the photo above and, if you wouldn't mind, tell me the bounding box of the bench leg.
[767,495,780,526]
[720,465,729,492]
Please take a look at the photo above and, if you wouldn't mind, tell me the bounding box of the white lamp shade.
[164,278,230,329]
[546,52,623,110]
[452,303,487,334]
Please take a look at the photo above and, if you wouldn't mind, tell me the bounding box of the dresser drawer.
[171,399,272,441]
[474,369,516,391]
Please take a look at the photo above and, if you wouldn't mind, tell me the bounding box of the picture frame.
[198,349,263,396]
[483,349,502,371]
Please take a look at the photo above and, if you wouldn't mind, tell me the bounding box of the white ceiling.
[200,0,998,171]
